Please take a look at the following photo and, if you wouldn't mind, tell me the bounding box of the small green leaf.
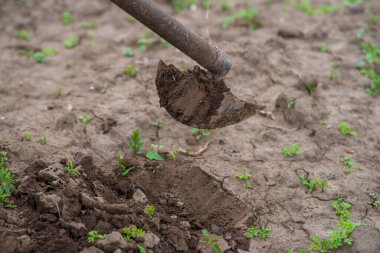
[146,151,164,161]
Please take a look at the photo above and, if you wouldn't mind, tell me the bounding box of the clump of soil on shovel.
[155,61,265,129]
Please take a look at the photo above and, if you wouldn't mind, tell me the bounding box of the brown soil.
[1,0,380,253]
[155,61,264,129]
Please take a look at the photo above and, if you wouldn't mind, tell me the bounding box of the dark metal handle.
[110,0,231,79]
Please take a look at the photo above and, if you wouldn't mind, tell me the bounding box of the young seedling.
[61,11,74,25]
[368,193,379,208]
[356,28,365,40]
[283,142,302,157]
[292,0,339,15]
[64,34,79,49]
[40,135,48,145]
[31,52,46,63]
[169,147,186,161]
[300,175,329,193]
[126,15,136,22]
[305,83,316,95]
[79,115,91,124]
[151,121,163,129]
[244,183,253,189]
[23,131,33,141]
[319,44,330,53]
[357,42,380,96]
[340,156,354,173]
[116,154,135,177]
[245,226,272,239]
[81,22,97,30]
[122,48,134,57]
[0,151,17,207]
[235,172,251,181]
[338,122,357,136]
[137,30,170,52]
[65,157,81,176]
[87,230,107,243]
[312,176,330,192]
[191,128,211,140]
[287,98,295,109]
[299,175,316,193]
[319,119,327,125]
[171,0,197,12]
[145,204,156,219]
[220,1,234,11]
[201,229,222,253]
[128,129,144,154]
[12,30,30,41]
[222,8,259,30]
[41,48,58,57]
[137,245,147,253]
[122,226,146,241]
[146,144,164,161]
[370,15,378,26]
[124,64,138,77]
[328,71,341,80]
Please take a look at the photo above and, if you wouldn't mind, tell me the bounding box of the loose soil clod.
[155,60,265,129]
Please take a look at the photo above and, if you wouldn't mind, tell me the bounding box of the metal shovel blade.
[155,61,265,129]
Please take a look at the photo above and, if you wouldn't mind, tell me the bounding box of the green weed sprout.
[137,30,169,52]
[64,34,79,49]
[235,172,251,181]
[23,131,33,141]
[222,8,259,30]
[65,157,81,176]
[244,183,253,189]
[122,48,134,57]
[124,64,137,77]
[191,128,210,140]
[171,0,196,12]
[319,119,327,125]
[283,142,302,156]
[300,175,316,193]
[12,30,30,41]
[81,22,97,30]
[61,12,74,25]
[116,154,135,177]
[0,151,17,207]
[151,121,163,129]
[340,156,354,173]
[300,175,330,192]
[40,135,48,145]
[146,144,164,161]
[31,52,46,63]
[87,230,107,243]
[320,44,330,53]
[122,226,146,241]
[287,98,295,109]
[137,245,147,253]
[220,1,234,12]
[368,193,379,208]
[201,229,222,253]
[128,129,144,154]
[145,204,156,219]
[357,42,380,96]
[79,115,91,124]
[305,83,316,95]
[328,71,340,80]
[338,122,357,136]
[245,226,272,239]
[41,48,58,57]
[292,0,340,15]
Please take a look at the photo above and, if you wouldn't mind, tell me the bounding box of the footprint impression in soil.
[155,61,265,129]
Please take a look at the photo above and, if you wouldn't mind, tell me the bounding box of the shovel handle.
[110,0,231,79]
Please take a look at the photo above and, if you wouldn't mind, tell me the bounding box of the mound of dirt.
[155,61,265,129]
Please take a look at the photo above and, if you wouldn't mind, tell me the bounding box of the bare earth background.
[0,0,380,252]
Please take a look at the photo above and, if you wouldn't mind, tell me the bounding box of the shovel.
[110,0,264,129]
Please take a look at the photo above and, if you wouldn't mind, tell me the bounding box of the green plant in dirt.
[81,22,97,30]
[137,245,147,253]
[12,30,30,41]
[222,8,259,30]
[40,135,48,145]
[308,198,361,253]
[287,98,295,109]
[64,34,79,49]
[235,172,251,181]
[305,83,316,95]
[87,230,107,243]
[61,11,74,25]
[124,64,138,77]
[169,147,186,161]
[343,0,363,6]
[356,28,365,40]
[146,144,164,161]
[191,128,211,140]
[370,15,378,26]
[319,119,327,125]
[170,0,196,12]
[368,193,379,208]
[328,71,340,80]
[125,15,136,23]
[299,175,316,193]
[201,229,222,253]
[283,142,302,157]
[122,48,134,57]
[128,129,144,154]
[145,204,156,219]
[151,121,163,129]
[245,226,272,239]
[23,131,33,141]
[41,48,58,57]
[357,42,380,96]
[338,122,357,136]
[340,156,354,173]
[320,44,330,53]
[220,1,234,11]
[244,182,253,189]
[292,0,340,16]
[65,157,81,176]
[122,226,146,241]
[312,176,330,192]
[31,52,46,63]
[137,30,169,52]
[0,151,17,207]
[79,115,91,124]
[116,154,135,177]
